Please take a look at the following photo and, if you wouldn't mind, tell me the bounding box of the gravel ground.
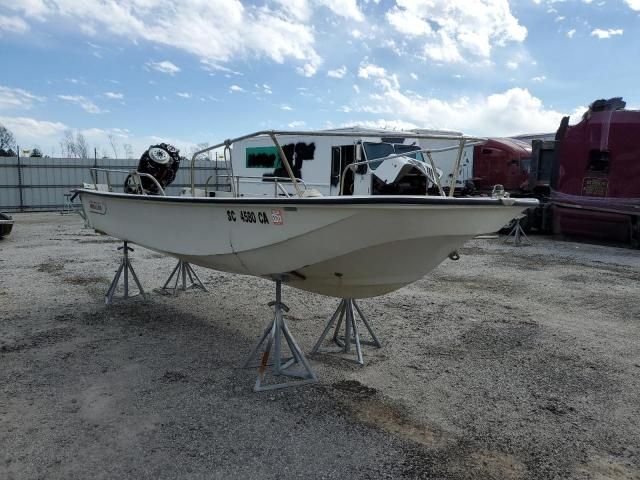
[1,212,639,480]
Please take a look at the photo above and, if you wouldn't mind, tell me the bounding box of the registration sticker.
[88,200,107,215]
[271,208,284,225]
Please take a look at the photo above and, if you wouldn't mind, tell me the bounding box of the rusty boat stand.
[105,241,147,305]
[243,278,317,391]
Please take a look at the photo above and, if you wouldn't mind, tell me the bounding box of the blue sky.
[0,0,638,157]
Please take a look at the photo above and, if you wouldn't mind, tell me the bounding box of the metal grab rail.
[89,168,166,196]
[338,142,483,196]
[189,129,486,197]
[205,175,312,198]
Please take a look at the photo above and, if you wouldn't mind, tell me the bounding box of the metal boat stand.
[311,298,382,365]
[243,278,317,391]
[160,260,207,295]
[503,217,531,246]
[105,241,147,305]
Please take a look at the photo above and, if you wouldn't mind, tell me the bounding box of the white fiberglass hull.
[78,190,537,298]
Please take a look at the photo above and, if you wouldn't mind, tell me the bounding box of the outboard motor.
[124,143,181,195]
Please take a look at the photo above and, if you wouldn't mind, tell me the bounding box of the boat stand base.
[105,241,147,305]
[160,260,207,295]
[311,298,382,365]
[504,217,531,246]
[244,279,317,392]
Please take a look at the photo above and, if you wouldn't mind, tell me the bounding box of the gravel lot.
[1,212,639,480]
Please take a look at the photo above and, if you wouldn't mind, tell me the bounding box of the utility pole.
[16,144,24,212]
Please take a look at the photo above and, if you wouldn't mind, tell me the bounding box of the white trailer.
[227,128,443,197]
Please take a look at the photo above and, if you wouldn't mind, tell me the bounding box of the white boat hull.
[78,190,537,298]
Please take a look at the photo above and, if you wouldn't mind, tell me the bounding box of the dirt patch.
[0,326,76,354]
[78,238,121,244]
[36,260,65,274]
[355,397,448,449]
[333,379,377,398]
[576,456,640,480]
[63,275,109,286]
[467,450,528,479]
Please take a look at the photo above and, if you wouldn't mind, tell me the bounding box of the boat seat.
[301,188,323,197]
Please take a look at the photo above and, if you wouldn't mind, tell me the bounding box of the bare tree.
[197,142,211,160]
[189,143,210,160]
[123,143,134,159]
[62,130,76,158]
[107,134,119,159]
[75,132,89,159]
[0,123,16,153]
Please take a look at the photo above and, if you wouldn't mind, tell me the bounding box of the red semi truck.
[471,137,533,194]
[461,97,639,247]
[512,97,640,247]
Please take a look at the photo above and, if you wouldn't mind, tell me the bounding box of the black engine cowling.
[124,143,181,195]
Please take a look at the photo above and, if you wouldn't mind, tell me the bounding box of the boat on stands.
[76,130,538,298]
[74,130,538,390]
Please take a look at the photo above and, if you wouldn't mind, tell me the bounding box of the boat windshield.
[394,145,425,162]
[363,142,427,170]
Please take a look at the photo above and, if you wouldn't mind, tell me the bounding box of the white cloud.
[532,76,546,82]
[288,120,306,128]
[353,84,360,93]
[343,118,419,131]
[0,116,67,143]
[200,60,242,76]
[273,0,313,22]
[0,14,29,33]
[176,92,192,99]
[386,0,527,63]
[274,0,363,22]
[351,74,581,136]
[317,0,364,21]
[327,65,347,78]
[280,104,293,111]
[5,1,327,77]
[358,62,400,89]
[625,0,640,11]
[0,114,196,157]
[386,7,432,36]
[57,95,104,114]
[424,31,464,63]
[296,62,319,77]
[591,28,623,39]
[410,73,418,80]
[566,29,576,38]
[507,61,519,70]
[146,60,180,75]
[229,85,245,93]
[104,92,124,100]
[358,63,387,79]
[255,83,272,94]
[0,86,44,110]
